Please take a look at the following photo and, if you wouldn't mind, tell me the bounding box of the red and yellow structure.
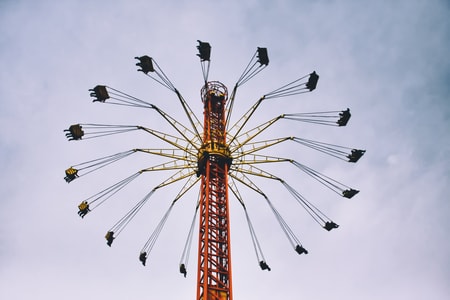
[197,82,233,300]
[64,40,364,300]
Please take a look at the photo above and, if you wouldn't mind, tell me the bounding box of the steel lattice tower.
[197,82,232,300]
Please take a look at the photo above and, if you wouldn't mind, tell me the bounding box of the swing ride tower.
[64,40,365,300]
[197,82,232,300]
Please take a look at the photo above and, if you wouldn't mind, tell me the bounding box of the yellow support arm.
[230,115,284,153]
[138,126,198,157]
[140,159,194,173]
[154,169,197,190]
[233,154,290,166]
[152,104,202,149]
[136,148,196,163]
[227,96,265,146]
[171,175,201,204]
[228,171,267,198]
[232,137,292,159]
[230,163,281,182]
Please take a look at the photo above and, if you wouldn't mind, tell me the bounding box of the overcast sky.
[1,0,449,299]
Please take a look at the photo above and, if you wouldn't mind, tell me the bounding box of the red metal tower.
[197,82,233,300]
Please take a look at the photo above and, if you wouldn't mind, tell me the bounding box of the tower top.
[201,81,228,104]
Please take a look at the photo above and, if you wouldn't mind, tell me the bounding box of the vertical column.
[197,82,232,300]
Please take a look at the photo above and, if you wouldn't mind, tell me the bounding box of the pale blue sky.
[1,0,449,299]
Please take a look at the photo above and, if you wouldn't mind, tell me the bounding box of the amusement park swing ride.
[64,40,365,300]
